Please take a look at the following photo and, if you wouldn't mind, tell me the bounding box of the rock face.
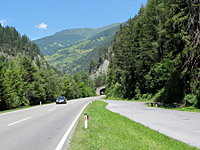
[95,59,110,75]
[90,43,114,79]
[90,59,109,78]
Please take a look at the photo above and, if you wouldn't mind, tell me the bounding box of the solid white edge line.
[55,101,91,150]
[8,116,32,126]
[0,103,55,116]
[48,108,56,112]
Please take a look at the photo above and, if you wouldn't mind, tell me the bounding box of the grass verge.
[175,107,200,112]
[104,96,153,102]
[156,106,200,113]
[105,97,200,113]
[0,106,34,114]
[69,100,198,150]
[0,102,54,114]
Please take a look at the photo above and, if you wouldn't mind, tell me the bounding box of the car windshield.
[57,96,64,100]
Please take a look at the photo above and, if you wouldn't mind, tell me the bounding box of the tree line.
[62,72,106,99]
[0,54,101,111]
[0,54,63,110]
[106,0,200,108]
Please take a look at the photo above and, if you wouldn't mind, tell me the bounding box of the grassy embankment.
[0,102,53,114]
[0,106,32,114]
[157,106,200,113]
[69,100,198,150]
[101,96,153,102]
[103,97,200,113]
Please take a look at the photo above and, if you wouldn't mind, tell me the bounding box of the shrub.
[184,94,197,107]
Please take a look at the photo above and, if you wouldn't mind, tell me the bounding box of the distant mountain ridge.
[33,23,120,73]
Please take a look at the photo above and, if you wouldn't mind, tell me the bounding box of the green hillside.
[33,23,120,73]
[0,24,64,110]
[33,28,95,56]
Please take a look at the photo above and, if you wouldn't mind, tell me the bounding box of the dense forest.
[0,25,100,111]
[106,0,200,108]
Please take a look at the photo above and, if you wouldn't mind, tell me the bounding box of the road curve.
[0,96,102,150]
[102,100,200,149]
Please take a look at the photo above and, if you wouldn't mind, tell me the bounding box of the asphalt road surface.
[0,96,102,150]
[102,100,200,148]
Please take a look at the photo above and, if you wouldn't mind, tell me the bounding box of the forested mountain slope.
[33,23,120,74]
[102,0,200,108]
[0,24,63,110]
[0,24,43,61]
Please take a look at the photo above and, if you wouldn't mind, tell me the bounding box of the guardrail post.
[84,113,88,129]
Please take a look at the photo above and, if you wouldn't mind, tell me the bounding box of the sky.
[0,0,147,40]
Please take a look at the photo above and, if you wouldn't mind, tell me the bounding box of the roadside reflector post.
[40,101,42,105]
[84,113,88,129]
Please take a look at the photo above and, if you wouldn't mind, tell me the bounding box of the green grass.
[105,97,200,113]
[69,100,198,150]
[175,107,200,112]
[0,105,35,114]
[100,96,106,99]
[155,106,200,113]
[101,96,127,101]
[105,96,153,102]
[0,102,54,114]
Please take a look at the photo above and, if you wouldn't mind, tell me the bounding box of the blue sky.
[0,0,147,40]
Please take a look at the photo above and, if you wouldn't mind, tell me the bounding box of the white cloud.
[0,19,6,26]
[36,23,47,29]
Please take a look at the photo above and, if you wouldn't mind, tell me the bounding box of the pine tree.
[0,56,6,110]
[3,60,27,109]
[63,74,73,99]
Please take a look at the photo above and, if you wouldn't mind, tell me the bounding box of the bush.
[147,94,152,100]
[141,93,152,100]
[196,86,200,109]
[152,88,165,102]
[157,72,185,105]
[184,94,197,107]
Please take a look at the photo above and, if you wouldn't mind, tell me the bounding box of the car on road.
[56,96,67,104]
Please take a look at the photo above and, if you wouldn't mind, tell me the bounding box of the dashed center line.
[8,117,32,126]
[48,108,56,112]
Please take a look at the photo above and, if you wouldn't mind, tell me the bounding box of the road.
[102,100,200,148]
[0,96,101,150]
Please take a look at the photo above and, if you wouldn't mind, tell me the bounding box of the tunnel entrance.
[96,85,106,95]
[99,88,106,95]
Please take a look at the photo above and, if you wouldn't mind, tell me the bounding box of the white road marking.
[48,108,56,112]
[55,101,91,150]
[8,117,32,126]
[0,103,55,116]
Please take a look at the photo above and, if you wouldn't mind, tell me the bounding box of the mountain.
[33,28,95,56]
[0,24,46,67]
[33,23,120,73]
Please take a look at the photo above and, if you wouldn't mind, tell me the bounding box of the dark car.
[56,96,67,104]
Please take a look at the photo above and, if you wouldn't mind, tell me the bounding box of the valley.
[33,23,120,74]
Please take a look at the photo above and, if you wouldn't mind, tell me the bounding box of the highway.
[0,96,101,150]
[102,100,200,149]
